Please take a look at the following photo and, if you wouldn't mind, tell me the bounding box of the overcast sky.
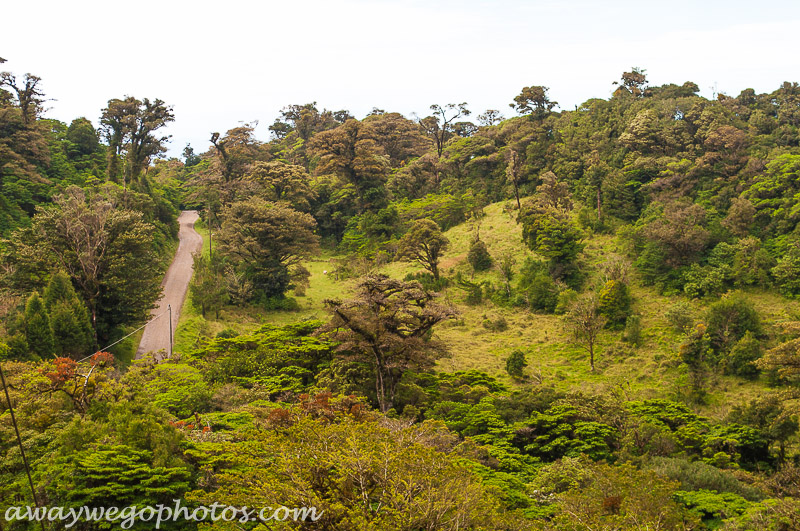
[3,0,800,157]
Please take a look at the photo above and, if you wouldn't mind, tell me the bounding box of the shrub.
[465,286,483,305]
[404,271,451,292]
[518,259,559,312]
[706,294,761,353]
[526,274,559,312]
[261,296,300,311]
[43,272,94,357]
[505,350,527,378]
[623,315,643,346]
[771,244,800,296]
[483,316,509,332]
[648,457,765,501]
[732,237,773,288]
[723,331,762,378]
[467,239,493,272]
[555,289,578,314]
[598,279,632,326]
[683,263,730,298]
[665,302,694,334]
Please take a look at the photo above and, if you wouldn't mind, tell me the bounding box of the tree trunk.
[596,186,602,222]
[589,343,595,371]
[374,350,389,413]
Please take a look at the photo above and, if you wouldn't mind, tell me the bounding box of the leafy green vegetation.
[1,63,800,529]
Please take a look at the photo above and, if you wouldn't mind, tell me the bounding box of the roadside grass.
[175,246,349,355]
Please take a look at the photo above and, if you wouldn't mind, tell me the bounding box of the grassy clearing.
[174,200,794,419]
[175,246,350,354]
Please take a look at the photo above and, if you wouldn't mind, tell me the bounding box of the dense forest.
[1,57,800,530]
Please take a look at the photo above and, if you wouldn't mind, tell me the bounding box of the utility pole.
[207,204,214,262]
[168,304,173,359]
[0,363,46,531]
[208,217,213,261]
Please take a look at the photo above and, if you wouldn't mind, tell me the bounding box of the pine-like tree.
[43,272,95,356]
[24,292,54,359]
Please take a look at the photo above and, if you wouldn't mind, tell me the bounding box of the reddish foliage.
[91,352,115,367]
[41,357,78,386]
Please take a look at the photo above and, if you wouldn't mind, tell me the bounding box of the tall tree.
[209,123,263,183]
[246,161,316,212]
[362,112,429,165]
[268,102,349,141]
[23,291,53,359]
[66,117,102,158]
[614,67,649,98]
[419,102,471,158]
[396,219,450,280]
[308,118,389,212]
[510,85,557,119]
[506,149,523,210]
[100,96,174,188]
[4,186,163,342]
[216,198,319,299]
[477,109,504,126]
[323,275,457,412]
[0,71,45,125]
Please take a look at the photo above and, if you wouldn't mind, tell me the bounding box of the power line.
[74,309,169,365]
[0,364,46,531]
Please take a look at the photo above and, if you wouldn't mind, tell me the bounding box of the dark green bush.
[723,331,762,378]
[706,294,761,353]
[505,350,527,378]
[467,239,493,272]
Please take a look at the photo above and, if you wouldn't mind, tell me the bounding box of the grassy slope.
[175,201,796,418]
[175,223,349,353]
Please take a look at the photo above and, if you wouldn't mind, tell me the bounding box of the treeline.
[167,69,800,309]
[0,60,180,356]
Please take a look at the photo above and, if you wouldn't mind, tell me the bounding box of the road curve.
[136,210,203,359]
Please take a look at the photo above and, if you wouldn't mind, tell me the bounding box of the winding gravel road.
[136,210,202,359]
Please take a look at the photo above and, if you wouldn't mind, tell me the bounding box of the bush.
[261,296,300,311]
[732,237,773,288]
[648,457,764,501]
[526,274,559,312]
[598,279,632,326]
[404,271,451,292]
[518,259,559,312]
[665,302,694,334]
[43,272,94,357]
[555,289,578,314]
[683,263,730,298]
[483,315,509,332]
[723,331,762,378]
[465,286,483,305]
[505,350,527,378]
[771,244,800,296]
[623,315,643,346]
[467,239,493,272]
[706,294,761,353]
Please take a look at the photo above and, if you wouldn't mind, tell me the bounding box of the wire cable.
[75,309,169,364]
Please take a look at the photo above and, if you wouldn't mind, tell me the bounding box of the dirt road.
[136,210,202,359]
